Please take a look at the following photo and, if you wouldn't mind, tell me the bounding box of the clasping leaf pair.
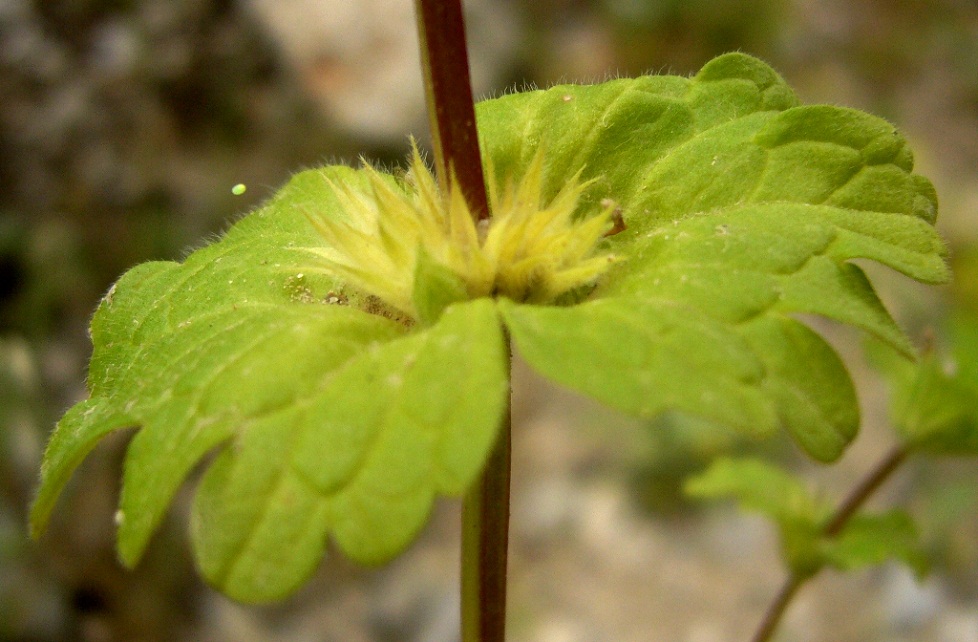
[31,54,947,602]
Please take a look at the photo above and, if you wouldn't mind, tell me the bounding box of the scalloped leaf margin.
[480,53,948,461]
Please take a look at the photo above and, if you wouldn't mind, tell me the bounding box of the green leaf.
[688,459,927,579]
[821,511,927,578]
[892,356,978,454]
[950,308,978,384]
[685,457,825,526]
[191,298,507,601]
[412,248,470,326]
[499,298,777,437]
[685,457,827,576]
[31,167,509,602]
[480,53,948,460]
[30,399,133,538]
[870,311,978,455]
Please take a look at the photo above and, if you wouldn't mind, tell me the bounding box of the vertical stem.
[413,0,490,221]
[461,352,512,642]
[413,2,508,640]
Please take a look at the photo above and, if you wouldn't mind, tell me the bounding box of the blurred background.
[1,0,977,640]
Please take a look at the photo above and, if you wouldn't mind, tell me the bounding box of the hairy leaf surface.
[31,169,508,601]
[482,53,948,460]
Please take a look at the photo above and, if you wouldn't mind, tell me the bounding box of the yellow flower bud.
[298,143,618,321]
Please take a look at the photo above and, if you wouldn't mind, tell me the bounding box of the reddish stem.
[749,445,911,642]
[414,0,490,221]
[412,2,508,641]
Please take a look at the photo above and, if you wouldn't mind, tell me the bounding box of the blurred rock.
[938,607,978,642]
[245,0,522,143]
[881,564,944,632]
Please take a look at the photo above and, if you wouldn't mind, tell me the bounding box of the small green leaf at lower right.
[867,311,978,455]
[686,458,928,580]
[821,510,928,578]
